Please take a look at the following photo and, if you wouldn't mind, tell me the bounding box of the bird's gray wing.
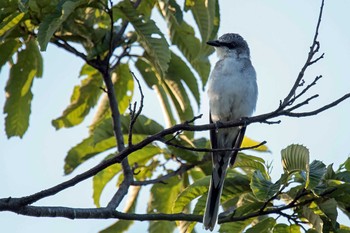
[229,125,246,166]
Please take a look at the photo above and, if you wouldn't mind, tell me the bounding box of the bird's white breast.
[207,56,257,123]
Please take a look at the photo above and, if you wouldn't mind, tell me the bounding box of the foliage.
[1,0,350,233]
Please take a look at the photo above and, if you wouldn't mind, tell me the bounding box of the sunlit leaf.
[92,114,164,145]
[245,217,276,233]
[148,176,182,233]
[89,63,134,132]
[219,219,254,233]
[273,224,301,233]
[64,136,115,174]
[0,12,24,37]
[52,64,103,129]
[242,136,269,152]
[4,39,42,138]
[173,176,209,213]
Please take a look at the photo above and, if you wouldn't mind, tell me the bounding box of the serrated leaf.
[118,0,170,75]
[4,39,42,138]
[273,224,301,233]
[158,0,211,84]
[303,206,323,232]
[189,0,219,43]
[281,144,310,174]
[52,64,103,129]
[38,0,86,51]
[250,170,280,201]
[93,145,161,207]
[281,144,310,187]
[99,186,141,233]
[148,176,182,233]
[246,217,276,233]
[308,160,326,190]
[0,39,21,70]
[0,12,24,37]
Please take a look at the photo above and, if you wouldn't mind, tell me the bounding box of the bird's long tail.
[203,152,230,231]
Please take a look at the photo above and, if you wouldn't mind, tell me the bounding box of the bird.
[203,33,258,231]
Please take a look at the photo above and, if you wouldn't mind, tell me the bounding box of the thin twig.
[128,72,145,146]
[161,139,267,153]
[281,0,325,107]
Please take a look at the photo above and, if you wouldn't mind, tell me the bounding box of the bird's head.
[207,33,250,59]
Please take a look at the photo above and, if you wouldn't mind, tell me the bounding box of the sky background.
[1,0,350,232]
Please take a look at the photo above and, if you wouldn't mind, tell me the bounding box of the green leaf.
[135,58,176,127]
[281,144,310,174]
[273,224,301,233]
[148,176,182,233]
[219,219,254,233]
[189,0,219,43]
[118,0,170,75]
[93,145,161,207]
[0,39,21,70]
[89,63,134,132]
[246,217,276,233]
[308,160,326,190]
[4,39,42,138]
[234,153,268,177]
[229,193,264,218]
[167,51,200,106]
[112,63,134,114]
[52,64,103,129]
[250,170,280,201]
[37,0,86,51]
[0,11,24,37]
[158,0,211,84]
[64,136,115,174]
[92,114,164,145]
[317,198,338,226]
[173,176,209,213]
[302,206,323,232]
[100,186,140,233]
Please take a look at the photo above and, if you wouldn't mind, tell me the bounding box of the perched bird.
[203,33,258,230]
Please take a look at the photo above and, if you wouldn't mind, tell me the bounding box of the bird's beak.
[207,40,221,47]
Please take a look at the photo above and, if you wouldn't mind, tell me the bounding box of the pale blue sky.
[1,1,350,232]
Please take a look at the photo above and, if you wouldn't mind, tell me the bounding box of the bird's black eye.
[221,42,236,49]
